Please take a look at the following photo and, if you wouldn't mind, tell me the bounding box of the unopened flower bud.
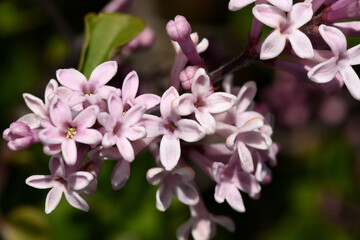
[179,66,199,90]
[166,15,192,42]
[3,121,38,151]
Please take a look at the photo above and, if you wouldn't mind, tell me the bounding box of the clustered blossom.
[6,0,360,239]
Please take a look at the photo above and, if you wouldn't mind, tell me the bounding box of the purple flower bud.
[3,121,38,151]
[179,66,199,90]
[326,0,360,22]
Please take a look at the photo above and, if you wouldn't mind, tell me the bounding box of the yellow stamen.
[85,93,93,96]
[66,127,77,139]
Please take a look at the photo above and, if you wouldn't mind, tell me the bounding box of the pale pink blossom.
[229,0,293,12]
[26,156,94,213]
[307,25,360,100]
[98,93,147,162]
[3,121,40,151]
[39,96,102,165]
[253,2,314,60]
[142,87,205,170]
[56,61,120,106]
[147,166,199,211]
[172,68,237,134]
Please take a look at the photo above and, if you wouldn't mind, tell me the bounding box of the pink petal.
[236,81,257,114]
[237,142,254,173]
[173,167,195,182]
[340,66,360,100]
[98,112,116,132]
[191,219,212,240]
[160,87,179,118]
[192,68,211,98]
[172,94,195,116]
[307,57,339,83]
[97,85,121,100]
[56,68,86,91]
[26,175,54,189]
[319,25,347,55]
[156,184,173,211]
[333,21,360,37]
[141,114,163,138]
[176,219,193,240]
[206,92,236,113]
[211,215,235,232]
[73,106,99,129]
[194,111,215,135]
[39,127,64,145]
[67,171,94,190]
[49,97,72,128]
[134,94,161,110]
[252,4,286,28]
[214,182,226,203]
[260,30,286,60]
[235,171,261,195]
[146,167,167,185]
[88,61,117,88]
[288,30,314,59]
[62,140,77,165]
[347,44,360,65]
[123,104,146,127]
[289,2,313,28]
[45,187,63,214]
[102,132,116,147]
[116,137,135,162]
[238,132,271,150]
[111,160,130,190]
[175,183,199,206]
[49,156,65,177]
[225,184,245,212]
[64,191,89,212]
[177,119,206,142]
[122,70,139,103]
[107,93,124,119]
[17,113,42,129]
[267,0,293,12]
[228,0,255,11]
[126,125,146,141]
[23,94,47,119]
[160,135,181,171]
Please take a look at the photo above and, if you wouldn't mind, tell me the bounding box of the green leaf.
[79,12,145,78]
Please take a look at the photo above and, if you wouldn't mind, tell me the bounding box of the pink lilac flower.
[142,87,205,170]
[326,0,360,23]
[26,156,94,213]
[307,25,360,100]
[229,0,293,12]
[98,93,147,162]
[253,2,314,60]
[146,166,199,211]
[120,70,160,110]
[19,79,71,129]
[56,61,120,106]
[39,96,102,165]
[172,68,237,134]
[3,122,40,151]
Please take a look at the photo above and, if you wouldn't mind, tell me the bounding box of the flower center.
[66,127,77,139]
[165,121,178,133]
[85,93,93,96]
[194,99,204,108]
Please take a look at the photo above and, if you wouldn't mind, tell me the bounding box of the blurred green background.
[0,0,359,239]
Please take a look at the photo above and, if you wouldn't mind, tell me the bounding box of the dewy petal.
[122,70,139,103]
[134,94,161,110]
[160,135,181,171]
[340,66,360,100]
[64,191,89,212]
[49,97,72,128]
[116,137,135,162]
[177,118,206,142]
[288,30,314,59]
[225,184,245,212]
[260,30,286,60]
[73,106,99,129]
[156,184,173,211]
[175,183,199,206]
[45,187,63,214]
[23,94,47,119]
[289,2,313,28]
[160,87,179,118]
[319,25,347,55]
[26,175,54,189]
[111,160,130,190]
[228,0,255,11]
[267,0,293,12]
[88,61,118,88]
[56,68,86,91]
[67,171,94,190]
[62,140,77,165]
[171,94,195,116]
[206,92,236,114]
[146,167,167,185]
[192,68,211,98]
[307,57,339,83]
[237,142,254,173]
[252,4,286,28]
[347,44,360,65]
